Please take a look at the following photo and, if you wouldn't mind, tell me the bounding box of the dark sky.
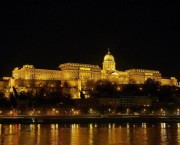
[0,1,179,80]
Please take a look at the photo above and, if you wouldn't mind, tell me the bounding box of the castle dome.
[104,50,115,61]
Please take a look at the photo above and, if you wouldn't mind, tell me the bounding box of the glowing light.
[142,123,147,128]
[0,124,1,136]
[161,123,166,129]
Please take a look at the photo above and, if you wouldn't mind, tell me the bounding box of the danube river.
[0,123,180,145]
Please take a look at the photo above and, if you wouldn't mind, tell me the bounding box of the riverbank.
[1,115,180,124]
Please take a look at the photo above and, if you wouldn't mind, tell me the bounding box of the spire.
[108,48,110,54]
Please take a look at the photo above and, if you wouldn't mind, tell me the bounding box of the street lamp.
[37,110,41,115]
[108,108,111,114]
[160,108,163,115]
[52,108,56,115]
[33,109,35,115]
[89,108,93,114]
[71,108,74,115]
[144,108,146,114]
[10,110,13,117]
[126,108,129,115]
[177,109,180,115]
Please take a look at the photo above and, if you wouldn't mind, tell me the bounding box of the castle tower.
[102,49,116,73]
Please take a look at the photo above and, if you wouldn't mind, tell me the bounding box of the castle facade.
[9,50,178,98]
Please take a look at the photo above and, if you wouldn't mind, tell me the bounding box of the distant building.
[12,65,61,80]
[101,50,162,84]
[161,77,178,86]
[2,50,179,98]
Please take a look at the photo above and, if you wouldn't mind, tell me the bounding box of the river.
[0,123,180,145]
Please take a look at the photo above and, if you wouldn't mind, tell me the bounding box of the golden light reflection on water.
[8,125,14,145]
[160,123,168,145]
[71,124,79,145]
[29,124,35,144]
[0,124,1,136]
[126,123,130,144]
[142,123,147,129]
[0,123,180,145]
[37,124,41,145]
[9,124,13,134]
[108,123,117,145]
[50,124,59,145]
[89,124,93,145]
[142,123,147,144]
[178,123,180,143]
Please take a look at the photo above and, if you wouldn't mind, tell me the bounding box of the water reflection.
[178,123,180,143]
[71,124,79,145]
[37,124,40,145]
[161,123,168,144]
[0,123,180,145]
[0,124,1,136]
[8,125,16,145]
[126,123,130,144]
[89,124,93,145]
[50,124,59,145]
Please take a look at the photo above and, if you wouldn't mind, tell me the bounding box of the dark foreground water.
[0,123,180,145]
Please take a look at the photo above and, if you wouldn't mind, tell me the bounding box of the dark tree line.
[84,78,180,100]
[0,78,180,110]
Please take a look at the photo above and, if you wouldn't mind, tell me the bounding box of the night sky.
[0,1,179,80]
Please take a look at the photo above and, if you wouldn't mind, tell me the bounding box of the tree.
[83,80,96,97]
[143,78,160,96]
[93,80,117,98]
[61,81,72,99]
[121,84,139,95]
[0,93,11,108]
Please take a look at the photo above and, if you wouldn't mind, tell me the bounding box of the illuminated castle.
[8,50,178,98]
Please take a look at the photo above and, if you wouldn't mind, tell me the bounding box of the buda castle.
[4,50,179,98]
